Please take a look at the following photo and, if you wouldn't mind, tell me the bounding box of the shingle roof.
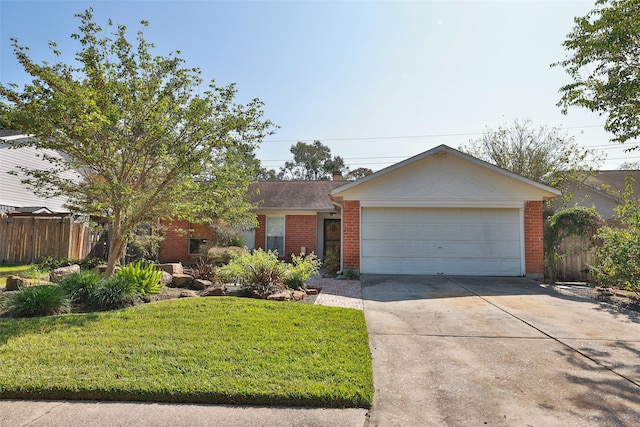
[584,170,640,199]
[250,181,347,211]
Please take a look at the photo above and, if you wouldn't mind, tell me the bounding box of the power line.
[263,124,607,144]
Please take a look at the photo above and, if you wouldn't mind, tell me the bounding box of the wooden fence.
[0,216,100,264]
[553,234,596,283]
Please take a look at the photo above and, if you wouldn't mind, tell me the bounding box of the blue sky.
[1,0,638,172]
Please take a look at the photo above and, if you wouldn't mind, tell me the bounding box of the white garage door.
[360,208,522,276]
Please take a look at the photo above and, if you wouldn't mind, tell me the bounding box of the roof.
[250,180,347,211]
[582,170,640,200]
[331,144,561,199]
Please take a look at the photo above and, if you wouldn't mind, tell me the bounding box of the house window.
[189,222,210,255]
[266,216,285,256]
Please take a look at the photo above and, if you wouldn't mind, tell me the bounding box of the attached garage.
[331,145,560,277]
[360,207,521,276]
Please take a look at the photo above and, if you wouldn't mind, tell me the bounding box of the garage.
[360,207,522,276]
[330,145,561,278]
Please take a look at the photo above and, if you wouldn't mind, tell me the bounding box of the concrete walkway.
[310,276,363,310]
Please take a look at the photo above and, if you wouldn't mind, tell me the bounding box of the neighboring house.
[159,145,560,278]
[565,170,640,220]
[0,130,71,215]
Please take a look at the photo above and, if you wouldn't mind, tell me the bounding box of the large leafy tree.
[459,119,601,200]
[0,9,274,275]
[278,140,348,180]
[554,0,640,147]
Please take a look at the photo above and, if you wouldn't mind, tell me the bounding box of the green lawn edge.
[0,297,373,408]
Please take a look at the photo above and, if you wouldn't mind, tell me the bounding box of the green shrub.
[217,249,287,297]
[37,256,103,271]
[3,285,70,317]
[206,246,246,266]
[116,261,163,296]
[285,253,320,289]
[323,250,340,275]
[58,271,103,305]
[20,265,51,282]
[90,275,139,310]
[590,177,640,291]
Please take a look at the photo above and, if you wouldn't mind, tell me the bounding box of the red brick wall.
[342,201,360,272]
[284,215,316,259]
[158,219,216,263]
[524,201,544,275]
[255,215,266,250]
[253,214,317,260]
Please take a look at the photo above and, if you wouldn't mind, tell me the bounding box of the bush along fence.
[0,215,101,264]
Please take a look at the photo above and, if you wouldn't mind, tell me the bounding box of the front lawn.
[0,297,373,407]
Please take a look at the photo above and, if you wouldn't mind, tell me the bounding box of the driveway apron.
[362,275,640,426]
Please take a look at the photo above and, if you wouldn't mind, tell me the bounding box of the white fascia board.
[356,199,528,209]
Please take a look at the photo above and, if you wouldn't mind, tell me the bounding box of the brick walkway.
[306,275,363,310]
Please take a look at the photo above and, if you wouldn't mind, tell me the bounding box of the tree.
[347,167,374,180]
[458,119,601,200]
[0,9,274,275]
[277,140,348,180]
[619,161,640,170]
[554,0,640,146]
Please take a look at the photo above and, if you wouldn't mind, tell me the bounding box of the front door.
[323,219,341,259]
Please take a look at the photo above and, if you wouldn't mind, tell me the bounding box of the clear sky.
[1,0,638,173]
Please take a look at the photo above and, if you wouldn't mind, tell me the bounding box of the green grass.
[0,264,33,286]
[0,297,373,407]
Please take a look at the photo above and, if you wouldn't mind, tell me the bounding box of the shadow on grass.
[0,312,101,346]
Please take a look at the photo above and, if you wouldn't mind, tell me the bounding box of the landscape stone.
[191,279,212,291]
[5,275,30,291]
[178,289,199,298]
[306,288,319,295]
[50,264,80,282]
[267,290,294,301]
[157,263,184,275]
[159,271,173,285]
[201,284,226,296]
[293,290,306,301]
[171,273,193,288]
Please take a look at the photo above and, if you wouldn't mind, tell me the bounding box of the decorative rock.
[306,288,319,295]
[157,263,184,275]
[201,284,226,296]
[160,271,173,285]
[5,275,30,291]
[178,289,199,298]
[94,265,121,275]
[191,279,212,291]
[50,264,80,282]
[293,290,306,301]
[171,273,193,288]
[267,290,294,301]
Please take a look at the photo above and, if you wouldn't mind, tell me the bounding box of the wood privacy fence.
[0,216,100,264]
[553,234,596,283]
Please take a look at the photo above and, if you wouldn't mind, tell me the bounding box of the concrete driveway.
[362,275,640,426]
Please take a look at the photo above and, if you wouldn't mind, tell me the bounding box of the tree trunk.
[105,209,127,276]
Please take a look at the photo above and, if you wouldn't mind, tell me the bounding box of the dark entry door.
[323,219,341,258]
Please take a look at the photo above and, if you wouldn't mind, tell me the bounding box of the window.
[266,217,285,256]
[189,222,210,255]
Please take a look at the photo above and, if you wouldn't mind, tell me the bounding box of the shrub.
[20,265,51,282]
[323,250,340,275]
[186,258,217,281]
[58,271,103,305]
[206,246,246,266]
[38,256,103,271]
[284,253,320,289]
[90,275,139,310]
[116,261,163,296]
[590,176,640,291]
[4,285,70,317]
[217,249,287,297]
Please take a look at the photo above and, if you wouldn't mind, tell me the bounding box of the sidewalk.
[308,276,364,310]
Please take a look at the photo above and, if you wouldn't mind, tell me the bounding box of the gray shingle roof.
[250,181,347,211]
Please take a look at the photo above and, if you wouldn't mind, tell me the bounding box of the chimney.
[332,171,342,181]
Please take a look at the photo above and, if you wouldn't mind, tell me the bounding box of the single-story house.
[159,145,560,278]
[0,130,71,215]
[564,170,640,220]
